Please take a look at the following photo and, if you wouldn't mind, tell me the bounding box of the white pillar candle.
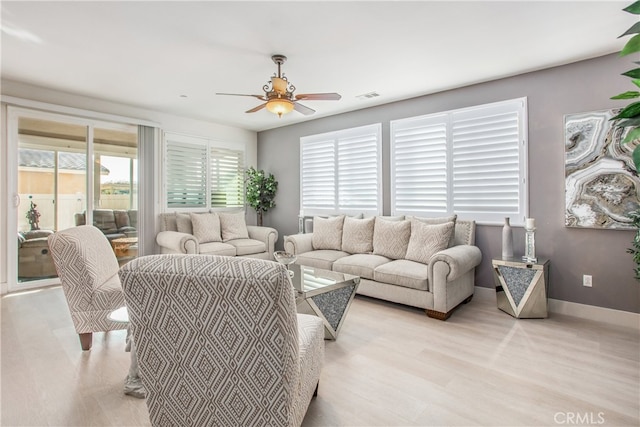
[525,218,535,229]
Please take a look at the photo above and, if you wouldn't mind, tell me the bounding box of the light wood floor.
[1,286,638,427]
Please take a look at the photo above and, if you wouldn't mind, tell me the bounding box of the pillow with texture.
[373,217,411,260]
[409,214,458,247]
[405,221,455,265]
[190,212,222,243]
[219,211,249,241]
[176,213,193,235]
[342,216,375,254]
[312,215,345,250]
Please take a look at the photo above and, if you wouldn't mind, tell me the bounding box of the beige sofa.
[284,215,482,320]
[156,211,277,260]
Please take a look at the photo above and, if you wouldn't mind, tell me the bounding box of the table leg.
[124,326,146,399]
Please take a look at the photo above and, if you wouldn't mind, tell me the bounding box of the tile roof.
[19,149,110,174]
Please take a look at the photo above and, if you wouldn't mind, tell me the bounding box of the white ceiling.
[1,1,635,132]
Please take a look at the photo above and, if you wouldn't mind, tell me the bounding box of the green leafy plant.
[613,1,640,281]
[627,210,640,280]
[245,167,278,226]
[611,1,640,170]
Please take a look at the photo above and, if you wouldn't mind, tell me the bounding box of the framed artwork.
[564,109,639,229]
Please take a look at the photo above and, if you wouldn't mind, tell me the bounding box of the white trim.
[547,298,639,330]
[1,95,159,128]
[474,286,639,330]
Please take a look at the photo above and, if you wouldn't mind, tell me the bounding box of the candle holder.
[523,226,537,264]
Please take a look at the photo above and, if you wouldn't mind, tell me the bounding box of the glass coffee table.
[289,263,360,340]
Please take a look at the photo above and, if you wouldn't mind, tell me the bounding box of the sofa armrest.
[284,233,314,255]
[246,226,278,259]
[156,231,199,254]
[428,244,482,284]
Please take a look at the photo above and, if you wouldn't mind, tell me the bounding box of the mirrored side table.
[492,257,550,318]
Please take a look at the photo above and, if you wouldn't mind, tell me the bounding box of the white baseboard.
[474,286,639,330]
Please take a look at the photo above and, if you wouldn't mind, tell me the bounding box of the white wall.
[1,79,258,294]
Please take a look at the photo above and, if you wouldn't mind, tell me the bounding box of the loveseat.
[284,215,482,320]
[74,209,137,240]
[156,211,277,260]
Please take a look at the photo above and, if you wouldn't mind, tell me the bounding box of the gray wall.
[258,53,639,314]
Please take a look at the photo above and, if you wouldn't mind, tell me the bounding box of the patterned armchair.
[120,254,325,427]
[48,225,127,350]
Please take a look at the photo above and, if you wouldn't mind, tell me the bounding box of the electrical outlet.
[583,274,593,287]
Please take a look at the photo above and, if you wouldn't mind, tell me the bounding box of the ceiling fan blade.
[294,102,315,116]
[295,93,342,101]
[216,93,267,101]
[245,103,267,113]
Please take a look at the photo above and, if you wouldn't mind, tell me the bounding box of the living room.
[1,1,639,426]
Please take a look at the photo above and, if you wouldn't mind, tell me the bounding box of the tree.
[245,167,278,226]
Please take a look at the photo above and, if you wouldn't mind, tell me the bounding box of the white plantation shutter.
[164,133,246,210]
[391,98,527,225]
[301,124,382,216]
[210,147,244,208]
[301,136,336,212]
[390,115,448,215]
[452,105,523,221]
[166,140,207,208]
[337,127,381,212]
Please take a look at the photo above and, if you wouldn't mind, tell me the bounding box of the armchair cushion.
[199,241,236,256]
[190,212,222,243]
[227,238,266,256]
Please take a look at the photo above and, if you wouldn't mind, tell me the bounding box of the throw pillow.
[372,217,411,260]
[312,215,345,250]
[176,213,193,235]
[409,214,458,247]
[190,212,222,243]
[405,221,455,265]
[342,216,375,254]
[219,211,249,241]
[409,214,457,225]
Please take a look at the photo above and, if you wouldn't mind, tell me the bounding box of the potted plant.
[612,1,640,279]
[611,1,640,167]
[245,167,278,226]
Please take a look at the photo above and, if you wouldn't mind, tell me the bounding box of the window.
[164,133,245,210]
[300,123,382,216]
[390,98,527,225]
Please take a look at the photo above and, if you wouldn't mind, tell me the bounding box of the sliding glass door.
[8,107,138,290]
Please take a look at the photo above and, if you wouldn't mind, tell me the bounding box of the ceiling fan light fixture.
[266,98,294,118]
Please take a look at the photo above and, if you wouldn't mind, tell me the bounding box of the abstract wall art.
[565,109,640,229]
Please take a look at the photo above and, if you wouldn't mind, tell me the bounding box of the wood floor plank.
[2,286,638,426]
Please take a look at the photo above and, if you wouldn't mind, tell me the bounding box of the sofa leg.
[463,294,473,304]
[425,309,452,321]
[79,333,92,351]
[313,382,319,398]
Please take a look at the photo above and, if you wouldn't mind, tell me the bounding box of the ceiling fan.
[216,54,341,118]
